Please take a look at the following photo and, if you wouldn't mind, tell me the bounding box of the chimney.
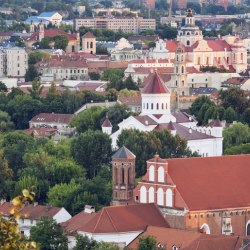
[0,199,6,205]
[84,205,95,213]
[33,202,38,207]
[145,120,149,126]
[189,127,192,134]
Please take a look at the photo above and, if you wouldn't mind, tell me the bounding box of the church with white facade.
[103,71,223,157]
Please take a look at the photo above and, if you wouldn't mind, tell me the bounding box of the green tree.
[14,176,38,197]
[219,88,248,114]
[0,81,7,92]
[3,132,35,178]
[70,106,103,133]
[6,94,43,129]
[48,180,80,207]
[0,111,15,132]
[71,130,112,178]
[224,143,250,155]
[0,149,12,197]
[223,122,250,150]
[89,72,100,80]
[30,217,68,250]
[73,235,98,250]
[54,35,69,50]
[242,108,250,126]
[160,25,178,39]
[223,107,237,123]
[117,129,196,176]
[25,64,39,82]
[137,236,158,250]
[28,77,44,99]
[189,96,215,120]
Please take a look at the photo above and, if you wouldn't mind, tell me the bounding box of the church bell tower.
[112,146,136,206]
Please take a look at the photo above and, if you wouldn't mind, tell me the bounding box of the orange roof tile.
[167,155,250,211]
[128,226,246,250]
[64,203,169,233]
[142,72,170,94]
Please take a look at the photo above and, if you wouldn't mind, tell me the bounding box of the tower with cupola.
[38,21,44,42]
[177,9,203,47]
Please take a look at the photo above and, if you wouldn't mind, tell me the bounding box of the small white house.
[0,201,72,236]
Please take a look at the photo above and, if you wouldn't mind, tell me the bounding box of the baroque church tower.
[112,146,136,206]
[177,9,203,47]
[38,21,45,42]
[174,43,188,98]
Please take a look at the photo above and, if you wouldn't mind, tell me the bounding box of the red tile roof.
[166,40,178,53]
[128,226,246,250]
[82,31,95,38]
[118,95,141,106]
[25,29,78,42]
[206,39,232,52]
[102,118,112,127]
[63,203,169,233]
[23,127,57,138]
[142,72,170,94]
[0,202,61,220]
[134,115,158,126]
[30,113,73,124]
[167,155,250,211]
[207,119,222,128]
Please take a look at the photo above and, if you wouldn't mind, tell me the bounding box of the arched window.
[157,188,164,206]
[121,168,125,184]
[140,186,147,203]
[158,166,164,182]
[246,220,250,236]
[197,57,200,65]
[187,40,190,46]
[114,167,118,184]
[147,103,149,109]
[90,41,93,48]
[181,55,184,61]
[176,55,179,61]
[182,80,184,86]
[148,187,154,203]
[166,189,173,207]
[156,103,159,110]
[176,80,178,86]
[151,103,153,109]
[200,223,210,234]
[149,165,154,181]
[181,66,184,74]
[241,53,243,61]
[87,41,89,49]
[128,167,133,185]
[186,32,190,36]
[162,103,164,109]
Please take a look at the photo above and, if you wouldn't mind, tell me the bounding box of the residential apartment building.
[0,47,28,78]
[74,17,156,34]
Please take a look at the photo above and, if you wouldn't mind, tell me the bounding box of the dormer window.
[172,246,178,250]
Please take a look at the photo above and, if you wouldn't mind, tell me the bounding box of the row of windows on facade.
[189,210,250,219]
[143,103,168,110]
[199,221,250,236]
[139,186,173,207]
[53,69,87,74]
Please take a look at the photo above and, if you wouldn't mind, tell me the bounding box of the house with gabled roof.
[62,203,169,248]
[0,201,71,236]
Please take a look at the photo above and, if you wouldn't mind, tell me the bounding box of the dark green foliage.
[54,35,69,50]
[0,81,7,92]
[138,236,158,250]
[71,130,112,178]
[224,143,250,155]
[25,65,39,82]
[200,66,230,73]
[30,217,68,250]
[117,129,196,176]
